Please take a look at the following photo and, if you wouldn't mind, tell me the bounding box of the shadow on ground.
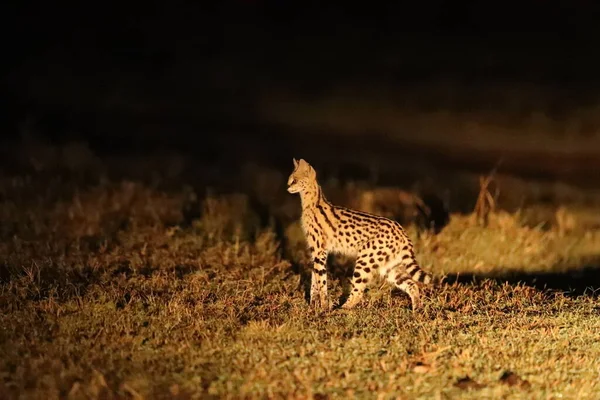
[443,257,600,297]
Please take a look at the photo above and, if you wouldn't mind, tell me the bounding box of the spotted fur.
[287,158,433,311]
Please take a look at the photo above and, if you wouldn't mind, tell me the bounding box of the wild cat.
[287,158,433,311]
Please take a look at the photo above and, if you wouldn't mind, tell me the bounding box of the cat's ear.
[293,158,299,168]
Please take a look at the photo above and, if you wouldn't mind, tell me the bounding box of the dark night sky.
[5,1,600,75]
[3,1,600,148]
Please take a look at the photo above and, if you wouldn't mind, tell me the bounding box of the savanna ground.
[2,135,600,400]
[5,17,600,399]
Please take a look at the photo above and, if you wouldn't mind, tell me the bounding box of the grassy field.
[258,84,600,157]
[1,141,600,400]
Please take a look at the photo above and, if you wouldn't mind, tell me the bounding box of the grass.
[2,141,600,399]
[257,83,600,156]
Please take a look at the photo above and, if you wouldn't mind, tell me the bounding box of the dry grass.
[2,144,600,400]
[257,85,600,156]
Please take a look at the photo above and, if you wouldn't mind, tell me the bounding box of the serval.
[287,158,433,311]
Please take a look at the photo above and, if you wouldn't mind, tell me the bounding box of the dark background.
[3,1,600,181]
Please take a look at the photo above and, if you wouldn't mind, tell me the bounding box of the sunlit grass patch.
[1,153,600,399]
